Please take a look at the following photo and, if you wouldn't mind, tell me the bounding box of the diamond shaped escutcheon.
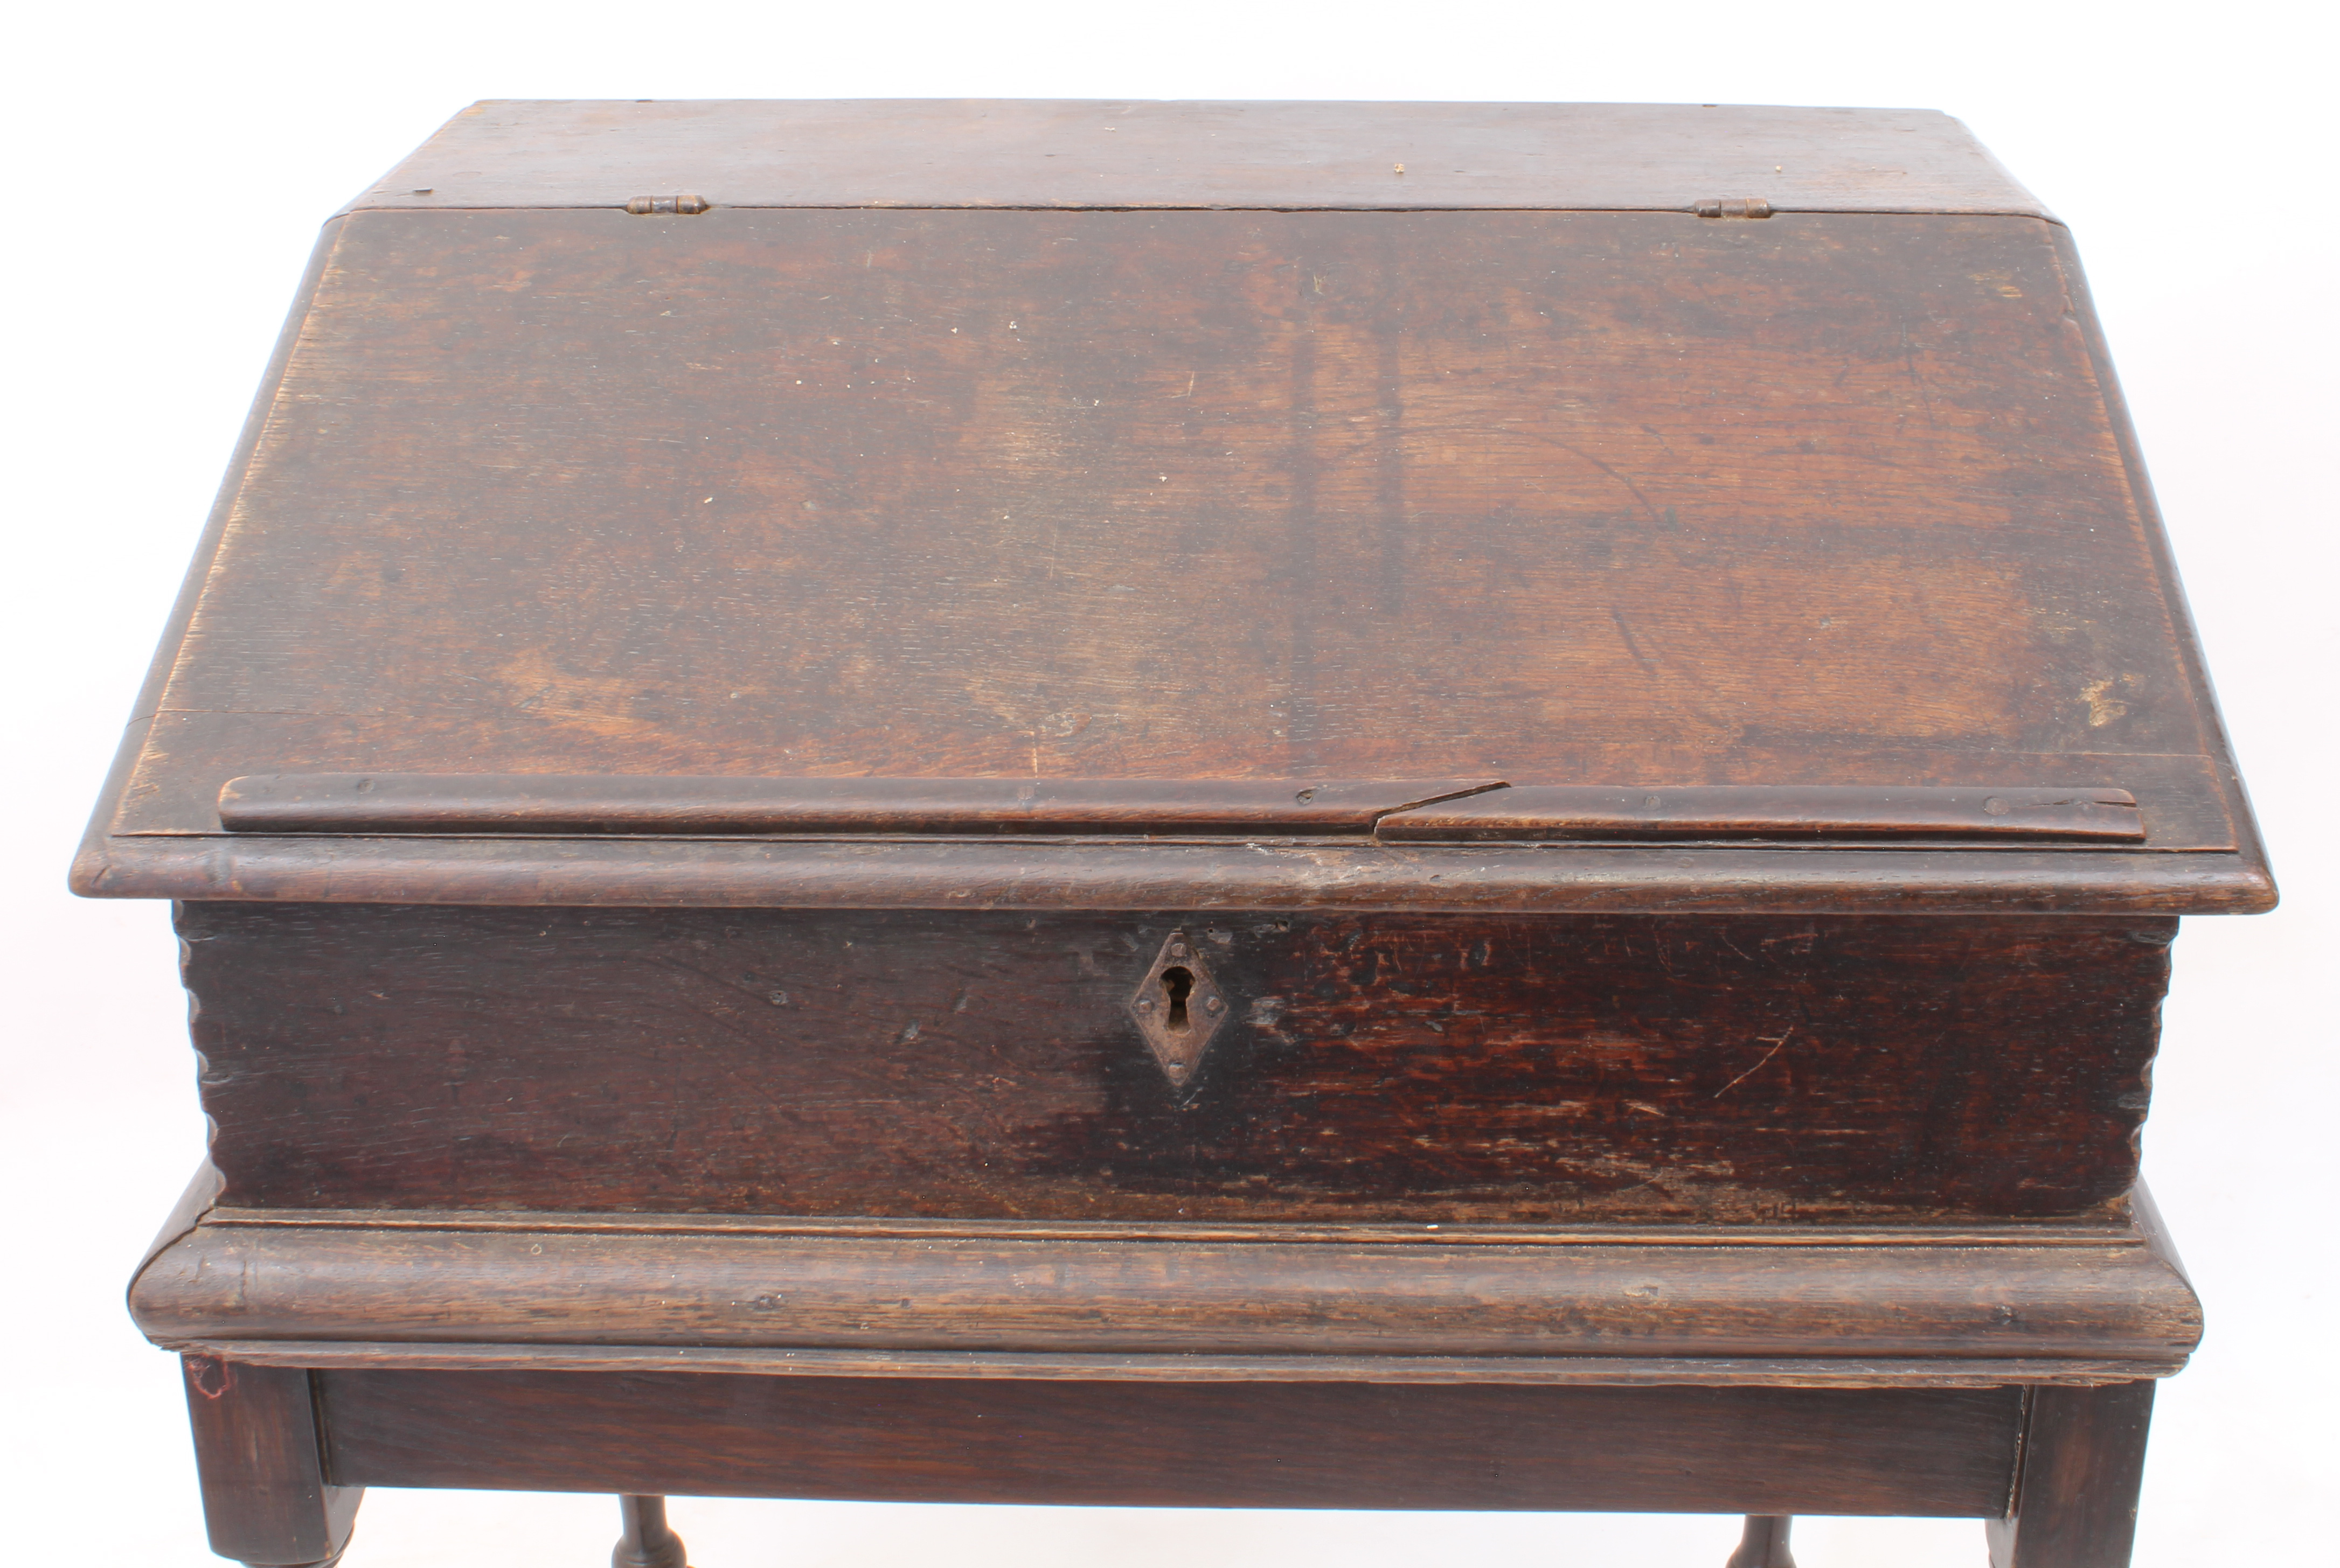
[1127,930,1230,1092]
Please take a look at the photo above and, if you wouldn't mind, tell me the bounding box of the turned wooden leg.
[613,1494,690,1568]
[182,1356,363,1567]
[1725,1514,1796,1567]
[1987,1382,2156,1568]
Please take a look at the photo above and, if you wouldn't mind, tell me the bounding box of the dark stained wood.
[76,817,2274,912]
[155,1341,2187,1390]
[612,1496,688,1568]
[117,222,351,737]
[180,1357,362,1566]
[130,1211,2202,1372]
[1726,1516,1797,1568]
[138,1160,224,1273]
[1988,1382,2157,1567]
[217,773,2155,842]
[86,102,2269,1568]
[2040,213,2269,873]
[1376,785,2144,842]
[177,904,2175,1221]
[314,1369,2026,1517]
[348,101,2050,217]
[216,772,1501,835]
[177,1206,2172,1248]
[75,200,2270,912]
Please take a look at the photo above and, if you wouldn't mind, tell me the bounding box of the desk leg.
[613,1495,690,1568]
[1725,1515,1796,1566]
[1987,1382,2155,1568]
[182,1357,363,1567]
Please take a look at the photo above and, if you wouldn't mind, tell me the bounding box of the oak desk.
[78,99,2273,1567]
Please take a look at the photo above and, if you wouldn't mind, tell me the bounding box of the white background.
[4,3,2332,1563]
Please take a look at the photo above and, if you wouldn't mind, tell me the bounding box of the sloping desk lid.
[75,100,2272,914]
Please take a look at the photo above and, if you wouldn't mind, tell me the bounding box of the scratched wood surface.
[180,903,2172,1220]
[87,204,2267,915]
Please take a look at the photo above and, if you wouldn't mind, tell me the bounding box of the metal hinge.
[624,195,712,215]
[1694,198,1773,219]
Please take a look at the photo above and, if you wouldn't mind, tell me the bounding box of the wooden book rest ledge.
[78,99,2274,1567]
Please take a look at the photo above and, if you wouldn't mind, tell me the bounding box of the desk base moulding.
[140,1166,2189,1567]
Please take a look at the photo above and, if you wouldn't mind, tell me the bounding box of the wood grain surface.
[1988,1382,2157,1566]
[1375,784,2146,841]
[131,1211,2202,1370]
[314,1368,2025,1516]
[80,201,2268,911]
[178,904,2173,1220]
[86,104,2245,1568]
[214,772,1500,835]
[345,100,2050,216]
[180,1358,360,1566]
[215,775,2152,842]
[157,1342,2192,1390]
[78,812,2273,912]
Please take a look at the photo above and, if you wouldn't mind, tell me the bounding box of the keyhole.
[1159,966,1196,1031]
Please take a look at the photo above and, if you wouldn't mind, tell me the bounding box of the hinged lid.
[73,100,2272,914]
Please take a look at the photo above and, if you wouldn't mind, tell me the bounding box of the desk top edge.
[344,99,2049,219]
